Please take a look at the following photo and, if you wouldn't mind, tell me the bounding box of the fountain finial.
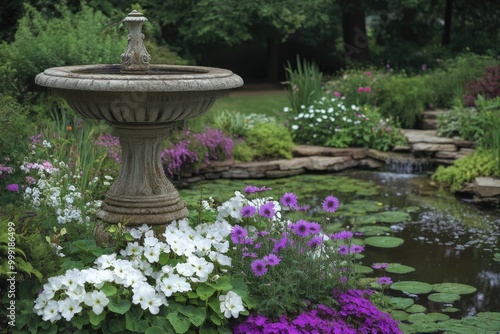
[121,10,151,73]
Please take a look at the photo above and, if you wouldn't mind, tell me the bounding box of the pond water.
[179,170,500,317]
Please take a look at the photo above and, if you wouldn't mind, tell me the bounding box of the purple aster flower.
[231,226,248,244]
[307,236,323,248]
[243,252,257,258]
[308,222,321,234]
[263,254,280,266]
[244,185,259,193]
[331,230,353,240]
[258,186,272,192]
[293,220,311,237]
[350,244,364,254]
[372,262,388,270]
[322,195,340,213]
[254,242,262,249]
[240,205,256,218]
[338,245,349,255]
[6,184,19,192]
[256,231,269,237]
[340,276,348,284]
[297,204,310,211]
[378,277,393,285]
[251,259,268,276]
[272,237,288,253]
[280,192,298,208]
[259,202,275,219]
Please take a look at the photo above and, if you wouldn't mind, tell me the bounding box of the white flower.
[159,274,191,297]
[124,241,144,257]
[42,300,61,322]
[83,290,109,315]
[283,107,289,112]
[58,298,82,321]
[95,253,117,269]
[219,291,245,318]
[291,124,299,130]
[144,244,161,263]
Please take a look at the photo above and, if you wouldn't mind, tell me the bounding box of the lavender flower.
[322,195,340,213]
[240,205,256,218]
[263,254,280,266]
[280,192,298,208]
[259,202,275,219]
[251,259,268,277]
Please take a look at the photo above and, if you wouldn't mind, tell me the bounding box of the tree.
[340,0,370,63]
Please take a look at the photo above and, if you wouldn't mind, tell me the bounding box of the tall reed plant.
[284,56,323,114]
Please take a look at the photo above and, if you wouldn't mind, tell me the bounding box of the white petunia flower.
[58,298,82,321]
[83,290,109,315]
[219,291,245,318]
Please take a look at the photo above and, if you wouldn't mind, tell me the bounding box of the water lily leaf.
[387,296,414,309]
[427,313,451,322]
[365,236,404,248]
[441,307,460,313]
[389,310,409,321]
[358,277,377,288]
[341,200,382,214]
[433,283,477,295]
[406,304,427,313]
[354,265,373,274]
[493,253,500,262]
[462,317,500,331]
[359,211,410,224]
[408,313,436,323]
[408,320,440,332]
[476,312,500,321]
[391,281,433,294]
[356,225,392,236]
[437,319,477,334]
[386,263,416,274]
[429,293,461,303]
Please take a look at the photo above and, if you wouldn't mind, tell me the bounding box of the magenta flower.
[377,277,393,285]
[297,204,310,211]
[273,237,288,253]
[244,185,259,194]
[350,244,364,254]
[251,259,268,276]
[231,226,248,244]
[322,196,339,213]
[363,86,372,93]
[308,222,321,234]
[259,202,275,219]
[365,71,372,77]
[372,262,388,270]
[25,176,36,184]
[263,254,280,266]
[280,192,298,208]
[338,245,349,255]
[334,91,342,98]
[241,205,257,218]
[6,184,19,192]
[331,231,353,240]
[357,86,364,93]
[293,220,311,237]
[243,252,257,258]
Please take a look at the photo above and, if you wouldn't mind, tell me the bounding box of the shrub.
[284,56,323,113]
[284,96,406,150]
[239,123,295,161]
[464,66,500,106]
[432,149,500,192]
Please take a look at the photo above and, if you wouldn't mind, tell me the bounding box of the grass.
[187,90,289,129]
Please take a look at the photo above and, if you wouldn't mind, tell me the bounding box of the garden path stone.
[474,177,500,197]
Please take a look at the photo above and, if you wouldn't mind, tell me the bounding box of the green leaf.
[208,276,233,291]
[359,211,410,224]
[196,284,216,301]
[356,225,392,236]
[89,310,106,326]
[441,307,460,313]
[101,284,117,296]
[389,310,409,321]
[167,312,191,334]
[365,236,405,248]
[385,263,416,274]
[354,265,373,274]
[433,283,477,295]
[406,304,427,313]
[108,318,126,333]
[391,281,433,294]
[108,296,131,314]
[178,305,206,327]
[428,293,461,303]
[145,327,165,334]
[387,297,415,310]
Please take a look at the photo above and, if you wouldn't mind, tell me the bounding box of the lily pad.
[441,307,460,313]
[387,297,415,310]
[358,211,410,224]
[493,253,500,262]
[406,304,427,313]
[386,263,416,274]
[389,310,409,321]
[365,236,404,248]
[427,313,451,322]
[356,225,392,236]
[429,293,461,303]
[354,265,373,274]
[433,283,477,295]
[341,200,382,214]
[391,281,433,294]
[408,313,436,323]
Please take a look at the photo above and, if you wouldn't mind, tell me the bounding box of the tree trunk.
[442,0,453,46]
[266,38,280,83]
[342,0,370,62]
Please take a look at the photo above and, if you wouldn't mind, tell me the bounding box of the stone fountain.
[35,10,243,227]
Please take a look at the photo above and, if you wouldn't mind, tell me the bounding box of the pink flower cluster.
[357,86,372,93]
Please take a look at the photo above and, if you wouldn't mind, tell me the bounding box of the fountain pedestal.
[97,124,188,225]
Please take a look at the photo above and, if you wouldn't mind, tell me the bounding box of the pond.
[178,170,500,321]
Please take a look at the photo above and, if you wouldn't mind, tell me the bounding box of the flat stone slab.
[412,143,457,152]
[473,177,500,197]
[293,145,366,159]
[403,130,456,144]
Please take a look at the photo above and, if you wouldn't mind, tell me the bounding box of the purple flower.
[244,185,259,194]
[322,196,339,213]
[307,236,322,248]
[364,86,372,93]
[251,259,268,276]
[349,244,364,254]
[334,91,342,98]
[273,237,288,253]
[338,245,349,255]
[331,231,353,240]
[258,186,272,192]
[243,252,257,258]
[6,184,19,192]
[240,205,256,218]
[280,192,298,208]
[297,204,310,211]
[263,254,280,266]
[378,277,393,285]
[308,222,321,235]
[372,262,388,270]
[357,86,364,93]
[293,220,311,237]
[259,202,275,219]
[231,226,248,244]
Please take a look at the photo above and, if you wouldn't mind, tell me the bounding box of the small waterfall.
[385,156,432,174]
